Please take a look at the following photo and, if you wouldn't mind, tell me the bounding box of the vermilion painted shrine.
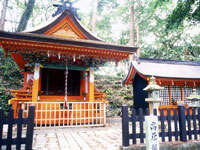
[0,2,137,126]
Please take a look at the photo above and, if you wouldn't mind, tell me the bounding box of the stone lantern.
[187,88,200,107]
[143,76,164,115]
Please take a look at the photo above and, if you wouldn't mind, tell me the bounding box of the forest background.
[0,0,199,115]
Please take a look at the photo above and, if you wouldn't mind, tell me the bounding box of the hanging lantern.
[143,76,164,115]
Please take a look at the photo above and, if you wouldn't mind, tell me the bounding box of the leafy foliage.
[0,89,12,114]
[0,49,23,89]
[95,74,133,116]
[0,48,23,111]
[155,0,200,31]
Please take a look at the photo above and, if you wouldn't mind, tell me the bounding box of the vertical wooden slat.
[91,103,93,125]
[25,106,35,150]
[198,108,200,134]
[40,103,42,127]
[80,103,82,125]
[99,103,102,125]
[49,103,52,127]
[167,109,172,142]
[173,109,179,141]
[16,109,23,150]
[153,109,157,116]
[160,109,165,142]
[168,86,172,105]
[145,108,150,116]
[75,103,77,126]
[58,103,61,127]
[35,103,38,127]
[192,108,197,140]
[71,103,73,126]
[7,109,14,150]
[178,105,187,142]
[138,108,144,143]
[122,105,129,147]
[131,108,136,144]
[186,108,192,140]
[54,103,56,126]
[180,87,184,102]
[103,103,106,125]
[95,103,97,125]
[45,103,47,127]
[0,109,4,148]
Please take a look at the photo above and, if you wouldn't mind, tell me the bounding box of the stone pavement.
[32,120,122,150]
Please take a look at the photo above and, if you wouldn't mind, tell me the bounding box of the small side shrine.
[0,1,137,127]
[124,58,200,111]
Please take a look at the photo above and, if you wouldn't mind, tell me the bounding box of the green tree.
[155,0,200,31]
[0,48,23,111]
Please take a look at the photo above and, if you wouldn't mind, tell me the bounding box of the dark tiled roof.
[27,10,101,41]
[139,58,200,66]
[132,58,200,79]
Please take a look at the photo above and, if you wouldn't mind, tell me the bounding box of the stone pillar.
[32,63,40,102]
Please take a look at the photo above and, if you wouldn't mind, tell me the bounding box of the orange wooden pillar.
[88,68,94,101]
[32,63,40,102]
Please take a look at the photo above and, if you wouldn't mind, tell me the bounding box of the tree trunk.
[136,0,140,57]
[129,0,135,46]
[16,0,35,32]
[91,0,98,33]
[0,0,9,30]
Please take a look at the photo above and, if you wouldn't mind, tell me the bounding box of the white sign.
[33,63,40,80]
[90,68,94,83]
[145,116,159,150]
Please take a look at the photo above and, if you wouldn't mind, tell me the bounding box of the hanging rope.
[64,66,68,108]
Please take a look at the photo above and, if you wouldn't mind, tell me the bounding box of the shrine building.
[0,2,137,127]
[124,58,200,112]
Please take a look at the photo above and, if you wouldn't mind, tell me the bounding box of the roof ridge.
[139,57,200,66]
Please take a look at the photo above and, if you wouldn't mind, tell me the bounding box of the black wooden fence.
[122,105,200,147]
[0,106,35,150]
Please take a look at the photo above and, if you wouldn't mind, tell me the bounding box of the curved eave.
[123,63,200,86]
[0,31,137,62]
[27,10,101,41]
[123,63,135,85]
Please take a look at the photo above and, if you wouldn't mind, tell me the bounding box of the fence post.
[25,106,35,150]
[178,105,187,142]
[122,104,129,147]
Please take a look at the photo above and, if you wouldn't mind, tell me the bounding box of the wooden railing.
[19,101,106,128]
[10,89,32,100]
